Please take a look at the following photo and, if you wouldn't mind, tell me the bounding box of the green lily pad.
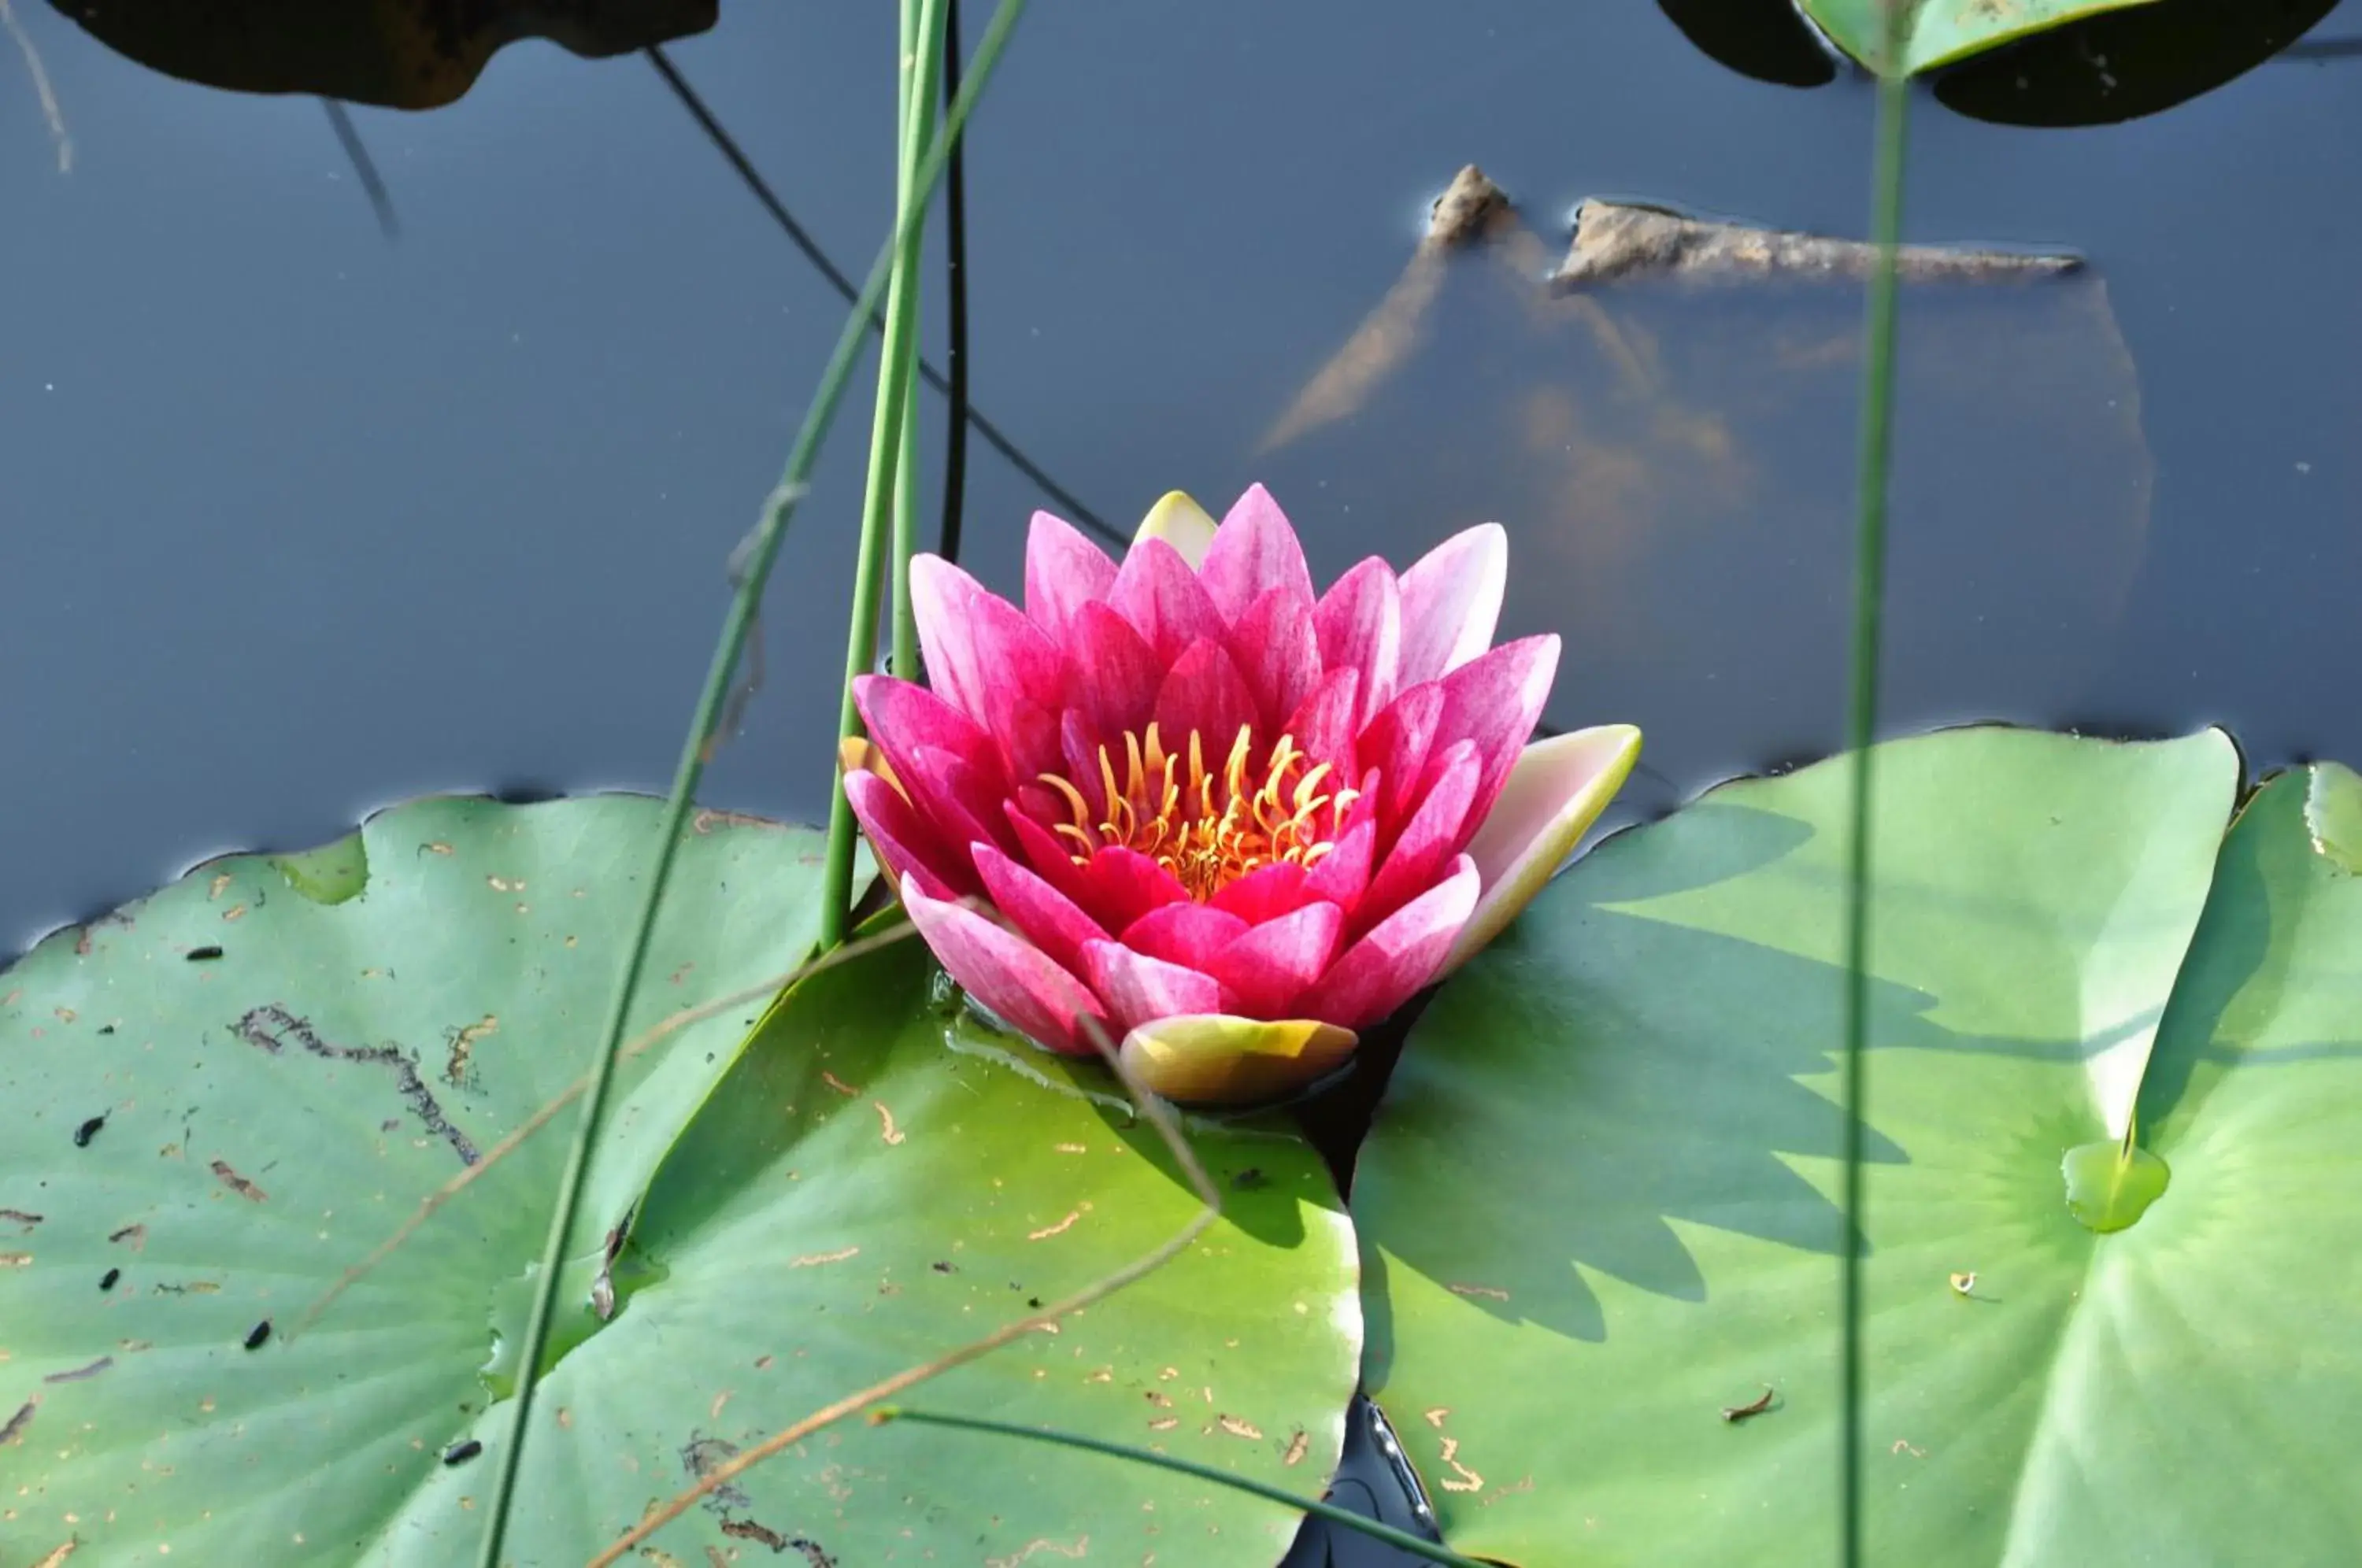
[1,799,1359,1564]
[1801,0,2168,77]
[372,926,1360,1565]
[1349,727,2362,1566]
[0,796,844,1563]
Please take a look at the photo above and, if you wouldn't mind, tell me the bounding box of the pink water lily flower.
[843,485,1639,1104]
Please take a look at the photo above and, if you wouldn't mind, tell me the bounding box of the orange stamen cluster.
[1039,723,1357,901]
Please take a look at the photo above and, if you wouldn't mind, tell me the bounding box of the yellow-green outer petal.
[1121,1013,1360,1106]
[1133,490,1219,568]
[1444,723,1642,974]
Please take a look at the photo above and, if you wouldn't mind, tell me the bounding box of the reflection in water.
[1259,172,2154,794]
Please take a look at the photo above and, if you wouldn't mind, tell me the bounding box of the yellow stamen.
[1035,724,1355,902]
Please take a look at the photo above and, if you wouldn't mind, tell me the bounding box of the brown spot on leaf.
[820,1071,859,1096]
[109,1223,146,1250]
[873,1100,904,1145]
[0,1399,35,1444]
[1438,1436,1484,1493]
[790,1247,858,1267]
[1217,1415,1262,1440]
[0,1209,42,1230]
[1028,1206,1087,1241]
[209,1159,267,1202]
[1283,1428,1309,1466]
[42,1356,113,1385]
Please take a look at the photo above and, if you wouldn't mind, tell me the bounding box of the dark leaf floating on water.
[43,0,718,108]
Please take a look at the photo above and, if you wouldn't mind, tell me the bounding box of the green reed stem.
[1840,20,1912,1568]
[469,6,1027,1562]
[890,0,938,685]
[825,0,950,950]
[873,1407,1489,1568]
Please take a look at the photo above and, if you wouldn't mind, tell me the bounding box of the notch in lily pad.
[272,832,369,905]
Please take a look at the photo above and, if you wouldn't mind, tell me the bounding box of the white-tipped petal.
[1444,724,1642,974]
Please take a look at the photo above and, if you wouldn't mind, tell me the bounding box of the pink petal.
[1357,682,1446,833]
[994,697,1065,790]
[1117,1014,1360,1108]
[846,767,980,898]
[1072,845,1190,934]
[1120,903,1250,971]
[1279,666,1361,780]
[1298,854,1480,1030]
[1080,939,1223,1030]
[1199,483,1316,623]
[1446,725,1641,974]
[1207,899,1344,1017]
[1226,587,1322,732]
[902,745,1016,864]
[1313,557,1401,730]
[1005,802,1096,906]
[1356,739,1482,934]
[1024,511,1119,643]
[1304,815,1375,907]
[1209,861,1309,925]
[960,590,1075,761]
[854,675,1004,791]
[901,878,1110,1056]
[1061,709,1113,818]
[1066,601,1164,741]
[1427,634,1560,821]
[1154,638,1259,755]
[1397,523,1507,687]
[972,840,1112,975]
[1109,535,1226,664]
[908,555,994,723]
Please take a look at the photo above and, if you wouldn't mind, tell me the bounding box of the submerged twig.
[287,920,916,1341]
[1554,199,2075,289]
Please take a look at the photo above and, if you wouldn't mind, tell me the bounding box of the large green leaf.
[1801,0,2167,76]
[2,798,1361,1564]
[0,796,834,1562]
[1350,727,2362,1565]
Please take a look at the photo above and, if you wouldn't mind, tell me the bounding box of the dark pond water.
[5,2,2360,1557]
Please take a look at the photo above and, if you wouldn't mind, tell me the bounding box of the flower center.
[1038,723,1357,901]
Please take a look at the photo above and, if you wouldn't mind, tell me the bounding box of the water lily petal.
[846,767,978,898]
[1004,801,1098,906]
[1314,557,1401,730]
[1024,510,1119,643]
[1357,682,1446,832]
[1072,845,1190,933]
[1279,666,1361,780]
[1397,523,1506,686]
[1209,861,1309,924]
[1080,938,1223,1030]
[973,841,1111,975]
[902,878,1110,1056]
[1121,903,1250,971]
[1066,601,1164,741]
[1226,586,1321,732]
[1427,634,1560,819]
[1200,483,1316,623]
[908,554,994,721]
[1443,724,1642,974]
[1303,815,1375,907]
[1154,638,1258,755]
[854,675,1004,789]
[1131,490,1219,571]
[961,590,1075,755]
[1109,534,1227,664]
[1118,1014,1359,1107]
[1357,738,1482,934]
[903,745,1016,864]
[1208,899,1345,1017]
[1298,853,1480,1028]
